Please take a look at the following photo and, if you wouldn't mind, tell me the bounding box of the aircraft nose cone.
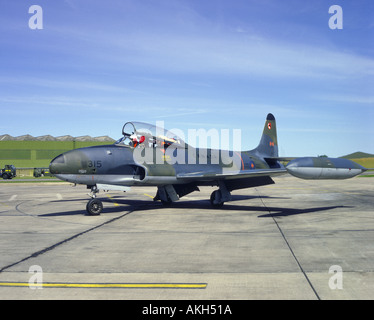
[49,153,65,175]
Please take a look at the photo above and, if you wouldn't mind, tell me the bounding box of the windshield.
[116,121,185,148]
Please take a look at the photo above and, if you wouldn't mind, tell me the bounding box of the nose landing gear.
[86,186,103,215]
[86,198,103,215]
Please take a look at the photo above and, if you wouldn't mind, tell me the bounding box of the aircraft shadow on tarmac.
[39,194,352,218]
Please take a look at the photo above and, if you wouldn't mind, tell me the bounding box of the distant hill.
[0,134,115,142]
[340,152,374,159]
[340,152,374,170]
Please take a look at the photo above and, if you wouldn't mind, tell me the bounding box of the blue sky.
[0,0,373,157]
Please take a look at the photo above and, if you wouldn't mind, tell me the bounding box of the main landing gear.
[210,181,232,208]
[86,186,103,215]
[210,190,224,208]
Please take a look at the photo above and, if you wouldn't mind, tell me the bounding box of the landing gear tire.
[86,198,103,215]
[210,190,224,208]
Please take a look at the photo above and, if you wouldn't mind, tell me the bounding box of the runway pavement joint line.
[0,209,135,274]
[255,188,321,300]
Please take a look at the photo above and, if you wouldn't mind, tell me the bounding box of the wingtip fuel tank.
[286,157,367,180]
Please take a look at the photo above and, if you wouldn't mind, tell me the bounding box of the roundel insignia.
[267,122,272,130]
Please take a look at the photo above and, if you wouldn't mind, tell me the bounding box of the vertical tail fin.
[251,113,278,158]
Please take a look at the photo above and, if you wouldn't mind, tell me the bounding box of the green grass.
[351,158,374,169]
[0,140,111,168]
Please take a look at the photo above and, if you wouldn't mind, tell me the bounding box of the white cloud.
[50,21,374,82]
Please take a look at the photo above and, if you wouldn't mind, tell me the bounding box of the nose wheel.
[86,186,103,215]
[86,186,104,216]
[86,198,103,215]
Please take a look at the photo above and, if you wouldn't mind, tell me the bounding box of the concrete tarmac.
[0,175,373,300]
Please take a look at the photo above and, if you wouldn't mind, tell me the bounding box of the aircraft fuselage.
[50,144,277,187]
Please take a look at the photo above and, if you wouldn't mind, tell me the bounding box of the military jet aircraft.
[49,114,367,215]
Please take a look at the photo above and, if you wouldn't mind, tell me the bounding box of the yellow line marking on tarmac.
[106,194,120,206]
[0,282,207,289]
[143,193,154,199]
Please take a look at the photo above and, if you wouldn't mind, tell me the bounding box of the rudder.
[251,113,278,158]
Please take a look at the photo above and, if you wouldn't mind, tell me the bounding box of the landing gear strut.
[86,185,103,215]
[88,185,99,198]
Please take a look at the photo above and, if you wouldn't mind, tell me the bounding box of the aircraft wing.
[176,168,287,181]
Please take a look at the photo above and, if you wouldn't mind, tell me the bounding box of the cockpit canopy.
[115,121,185,149]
